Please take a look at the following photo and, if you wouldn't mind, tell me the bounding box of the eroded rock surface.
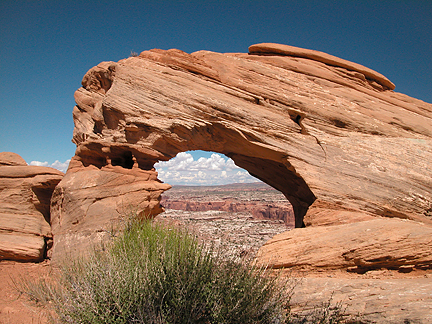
[290,276,432,324]
[257,218,432,273]
[0,152,63,261]
[53,42,432,270]
[68,43,432,225]
[50,162,170,260]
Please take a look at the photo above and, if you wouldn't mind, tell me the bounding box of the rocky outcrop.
[0,152,63,261]
[50,161,170,260]
[0,152,28,167]
[256,218,432,273]
[290,276,432,324]
[52,42,432,260]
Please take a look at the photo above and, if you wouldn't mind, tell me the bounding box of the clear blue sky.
[1,0,431,169]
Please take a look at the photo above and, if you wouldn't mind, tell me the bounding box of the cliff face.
[51,43,432,260]
[161,199,295,226]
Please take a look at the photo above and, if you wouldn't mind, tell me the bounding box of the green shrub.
[23,218,292,323]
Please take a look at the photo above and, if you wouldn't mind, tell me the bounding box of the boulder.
[0,152,27,166]
[0,153,63,261]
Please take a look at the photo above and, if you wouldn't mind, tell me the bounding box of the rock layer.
[256,218,432,273]
[50,162,170,260]
[162,199,294,226]
[53,42,432,258]
[0,153,63,261]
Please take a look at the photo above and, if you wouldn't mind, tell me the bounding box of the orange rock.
[0,153,63,262]
[53,43,432,259]
[256,218,432,273]
[248,43,396,90]
[50,161,171,260]
[0,152,27,166]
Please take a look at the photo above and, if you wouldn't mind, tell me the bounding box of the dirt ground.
[0,261,50,324]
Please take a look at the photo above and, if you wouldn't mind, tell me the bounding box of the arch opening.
[145,121,317,227]
[156,150,295,237]
[154,149,314,228]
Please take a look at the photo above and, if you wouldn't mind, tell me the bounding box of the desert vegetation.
[20,215,355,323]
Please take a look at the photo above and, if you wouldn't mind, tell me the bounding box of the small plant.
[21,217,293,323]
[288,296,357,324]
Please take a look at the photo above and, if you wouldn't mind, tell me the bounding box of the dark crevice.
[31,186,55,223]
[111,151,134,169]
[93,120,104,134]
[330,118,348,129]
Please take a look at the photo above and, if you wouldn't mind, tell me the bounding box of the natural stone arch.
[72,121,315,228]
[51,43,432,260]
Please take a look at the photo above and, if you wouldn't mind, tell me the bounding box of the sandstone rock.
[50,160,170,260]
[256,218,432,273]
[0,152,27,166]
[290,276,432,324]
[248,43,396,90]
[68,43,432,226]
[303,201,376,226]
[0,153,63,262]
[53,42,432,258]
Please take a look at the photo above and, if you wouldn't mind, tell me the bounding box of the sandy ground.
[0,261,50,324]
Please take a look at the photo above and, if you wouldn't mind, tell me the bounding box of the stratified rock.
[289,276,432,324]
[256,218,432,273]
[50,160,170,260]
[161,199,295,226]
[52,42,432,259]
[0,153,63,261]
[248,43,396,90]
[70,44,432,225]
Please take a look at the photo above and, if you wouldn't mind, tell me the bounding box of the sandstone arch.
[51,43,432,259]
[72,122,315,228]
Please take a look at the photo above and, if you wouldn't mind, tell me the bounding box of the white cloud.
[155,152,258,185]
[29,159,70,173]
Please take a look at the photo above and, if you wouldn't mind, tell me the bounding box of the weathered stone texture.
[50,163,170,260]
[257,218,432,273]
[69,43,432,226]
[0,153,63,261]
[53,43,432,268]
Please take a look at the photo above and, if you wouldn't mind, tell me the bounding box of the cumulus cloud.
[30,159,70,173]
[155,152,258,185]
[156,152,233,172]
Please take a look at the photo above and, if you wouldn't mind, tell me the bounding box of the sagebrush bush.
[23,218,292,323]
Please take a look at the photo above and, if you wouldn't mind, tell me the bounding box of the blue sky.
[1,1,431,184]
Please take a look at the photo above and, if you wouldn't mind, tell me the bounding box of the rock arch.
[51,43,432,259]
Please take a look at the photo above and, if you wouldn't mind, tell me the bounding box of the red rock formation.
[0,152,63,261]
[52,42,432,262]
[50,157,170,260]
[257,218,432,273]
